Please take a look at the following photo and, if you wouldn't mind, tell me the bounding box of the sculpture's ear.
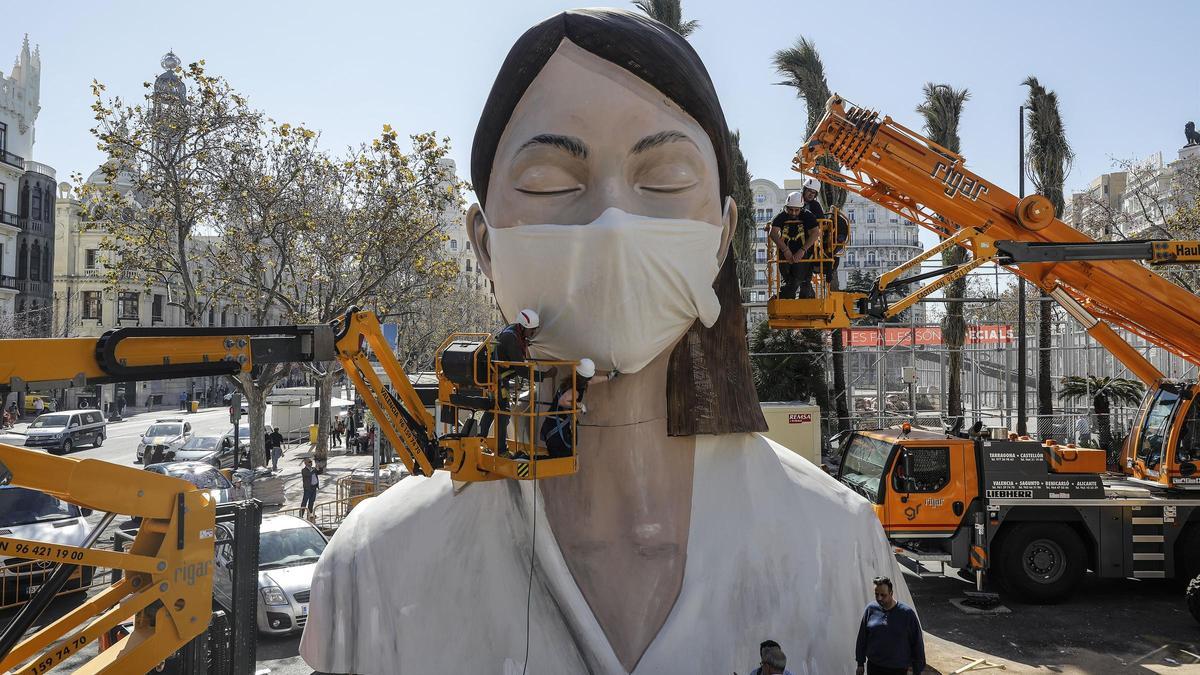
[466,203,492,279]
[716,196,736,267]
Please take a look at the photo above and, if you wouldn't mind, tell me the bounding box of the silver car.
[142,461,235,504]
[171,434,237,469]
[136,419,192,464]
[0,486,94,601]
[213,514,327,634]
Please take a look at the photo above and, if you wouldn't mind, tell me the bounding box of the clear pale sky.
[6,0,1199,207]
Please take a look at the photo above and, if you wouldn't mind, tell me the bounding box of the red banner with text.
[844,325,1013,347]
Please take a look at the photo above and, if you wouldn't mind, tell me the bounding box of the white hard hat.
[785,192,804,208]
[802,176,820,192]
[576,358,596,379]
[517,308,539,329]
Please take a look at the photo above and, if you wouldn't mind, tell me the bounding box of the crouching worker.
[540,358,615,458]
[768,187,821,300]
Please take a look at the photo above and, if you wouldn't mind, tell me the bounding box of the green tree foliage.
[1024,77,1075,417]
[772,38,846,209]
[1058,376,1144,458]
[631,0,699,36]
[729,131,757,298]
[286,127,464,463]
[915,83,970,421]
[772,36,851,431]
[749,319,830,407]
[207,119,327,465]
[75,60,261,326]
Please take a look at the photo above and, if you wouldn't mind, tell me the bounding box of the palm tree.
[772,38,846,210]
[1024,77,1075,429]
[1058,376,1144,458]
[915,83,971,425]
[773,37,851,433]
[632,0,699,36]
[729,131,757,297]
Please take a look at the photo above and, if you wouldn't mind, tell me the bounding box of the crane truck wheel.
[1176,525,1200,586]
[999,523,1086,604]
[1187,575,1200,624]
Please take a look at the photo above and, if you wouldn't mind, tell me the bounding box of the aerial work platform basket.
[766,206,855,329]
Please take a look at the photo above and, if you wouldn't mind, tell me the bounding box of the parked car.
[172,434,237,469]
[143,461,235,504]
[22,394,56,414]
[0,429,27,446]
[23,410,107,455]
[136,418,192,464]
[213,513,327,634]
[0,486,94,602]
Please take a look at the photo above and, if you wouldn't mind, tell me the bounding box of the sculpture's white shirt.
[299,433,910,674]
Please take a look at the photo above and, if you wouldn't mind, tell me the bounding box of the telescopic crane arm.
[0,308,578,673]
[792,94,1200,384]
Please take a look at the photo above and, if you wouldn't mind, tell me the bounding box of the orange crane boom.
[795,95,1200,370]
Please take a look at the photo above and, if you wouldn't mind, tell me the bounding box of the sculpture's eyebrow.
[518,134,589,159]
[631,130,696,154]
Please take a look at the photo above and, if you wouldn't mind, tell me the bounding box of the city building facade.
[0,35,55,336]
[1069,144,1200,239]
[748,177,926,326]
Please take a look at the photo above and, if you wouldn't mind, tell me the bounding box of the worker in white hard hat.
[539,358,615,459]
[479,308,540,456]
[767,188,822,299]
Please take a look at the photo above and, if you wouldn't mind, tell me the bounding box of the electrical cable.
[520,465,537,675]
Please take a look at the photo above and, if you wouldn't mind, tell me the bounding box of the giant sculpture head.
[467,8,764,435]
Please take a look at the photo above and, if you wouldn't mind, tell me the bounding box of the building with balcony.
[0,35,55,336]
[438,159,501,324]
[748,177,926,326]
[49,53,267,412]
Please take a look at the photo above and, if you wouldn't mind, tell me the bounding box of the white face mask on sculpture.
[485,206,725,374]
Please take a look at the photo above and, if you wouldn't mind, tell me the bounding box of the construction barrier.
[275,472,403,533]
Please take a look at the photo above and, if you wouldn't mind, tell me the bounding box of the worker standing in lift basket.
[768,182,822,299]
[539,358,618,459]
[479,308,540,456]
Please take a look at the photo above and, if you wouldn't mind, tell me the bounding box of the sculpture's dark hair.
[471,8,766,436]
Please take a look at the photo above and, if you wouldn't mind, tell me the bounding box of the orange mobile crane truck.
[774,95,1200,606]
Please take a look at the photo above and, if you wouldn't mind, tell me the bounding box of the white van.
[23,410,107,455]
[0,486,93,602]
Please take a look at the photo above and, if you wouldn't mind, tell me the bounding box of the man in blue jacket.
[855,576,925,674]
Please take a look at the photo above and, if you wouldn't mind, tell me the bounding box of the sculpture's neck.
[540,349,695,672]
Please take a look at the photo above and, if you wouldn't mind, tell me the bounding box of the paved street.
[6,405,236,467]
[2,403,374,674]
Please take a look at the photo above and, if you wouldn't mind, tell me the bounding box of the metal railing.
[0,211,16,226]
[0,149,23,170]
[0,275,15,290]
[22,160,55,179]
[0,557,116,612]
[274,473,403,533]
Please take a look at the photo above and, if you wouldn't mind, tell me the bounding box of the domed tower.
[151,51,186,156]
[153,51,186,102]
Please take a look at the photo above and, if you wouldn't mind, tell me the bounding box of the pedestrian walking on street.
[1075,415,1092,447]
[750,639,794,675]
[336,419,347,447]
[33,397,44,416]
[301,458,321,519]
[855,576,925,675]
[269,427,285,472]
[331,420,342,447]
[179,391,187,411]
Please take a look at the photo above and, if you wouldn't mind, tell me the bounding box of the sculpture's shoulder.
[299,475,529,672]
[708,431,878,520]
